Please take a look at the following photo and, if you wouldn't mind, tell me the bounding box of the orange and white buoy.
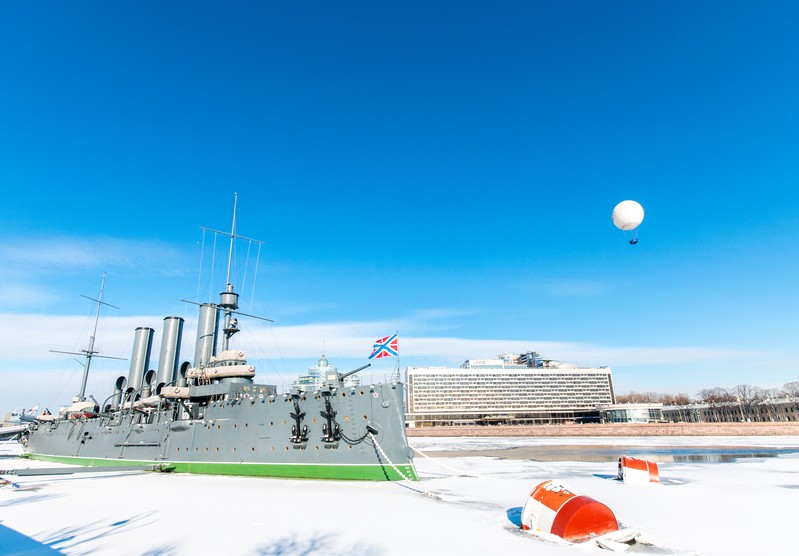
[618,456,660,485]
[520,480,619,542]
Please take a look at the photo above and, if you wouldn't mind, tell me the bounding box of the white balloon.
[612,200,644,231]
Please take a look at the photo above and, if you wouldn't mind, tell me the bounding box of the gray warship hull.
[25,381,417,481]
[23,197,417,481]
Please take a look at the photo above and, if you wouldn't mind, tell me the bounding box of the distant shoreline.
[407,422,799,437]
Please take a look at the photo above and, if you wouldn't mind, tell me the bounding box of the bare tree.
[734,384,764,422]
[659,393,675,405]
[696,387,736,422]
[760,388,782,422]
[615,393,634,404]
[782,382,799,398]
[697,387,734,404]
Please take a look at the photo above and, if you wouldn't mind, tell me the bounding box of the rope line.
[411,446,487,479]
[368,432,441,500]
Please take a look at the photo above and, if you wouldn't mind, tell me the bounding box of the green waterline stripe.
[26,453,419,481]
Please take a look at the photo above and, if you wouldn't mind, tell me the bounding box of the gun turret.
[323,363,370,387]
[339,363,370,382]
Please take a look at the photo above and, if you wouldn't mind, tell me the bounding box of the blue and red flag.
[369,333,399,359]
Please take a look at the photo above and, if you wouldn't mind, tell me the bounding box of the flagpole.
[396,330,400,383]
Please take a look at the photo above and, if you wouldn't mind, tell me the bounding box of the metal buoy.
[520,480,619,542]
[618,456,660,484]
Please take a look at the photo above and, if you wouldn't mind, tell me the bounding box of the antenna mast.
[226,192,238,288]
[50,273,125,402]
[191,193,270,354]
[78,272,106,400]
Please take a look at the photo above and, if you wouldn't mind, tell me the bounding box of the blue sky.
[2,1,798,412]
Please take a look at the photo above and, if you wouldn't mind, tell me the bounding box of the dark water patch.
[592,473,688,485]
[434,445,799,463]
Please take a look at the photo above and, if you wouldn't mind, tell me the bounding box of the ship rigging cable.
[367,432,441,500]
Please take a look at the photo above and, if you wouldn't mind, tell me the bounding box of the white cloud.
[0,235,192,277]
[0,310,788,412]
[0,312,760,369]
[0,284,62,308]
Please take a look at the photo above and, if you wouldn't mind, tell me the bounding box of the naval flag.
[369,333,399,359]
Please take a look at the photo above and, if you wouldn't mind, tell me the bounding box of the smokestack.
[112,376,127,410]
[127,327,154,399]
[194,304,218,367]
[143,370,156,397]
[156,316,184,392]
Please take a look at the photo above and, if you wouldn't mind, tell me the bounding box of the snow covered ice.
[2,436,798,555]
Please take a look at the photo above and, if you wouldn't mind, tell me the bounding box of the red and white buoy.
[618,456,660,485]
[520,480,619,542]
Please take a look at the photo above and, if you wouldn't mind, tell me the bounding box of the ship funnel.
[127,327,154,400]
[156,316,184,393]
[112,376,127,410]
[178,361,191,387]
[143,370,156,397]
[194,303,218,367]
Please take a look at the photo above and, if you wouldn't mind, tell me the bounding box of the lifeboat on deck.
[186,349,255,380]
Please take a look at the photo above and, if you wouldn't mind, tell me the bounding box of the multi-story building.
[661,398,799,423]
[292,354,361,390]
[405,352,615,427]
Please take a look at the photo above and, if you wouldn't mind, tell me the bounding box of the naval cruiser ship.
[23,197,417,481]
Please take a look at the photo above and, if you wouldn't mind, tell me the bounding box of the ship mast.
[50,272,125,402]
[226,192,238,289]
[192,193,270,355]
[220,192,241,351]
[79,273,106,400]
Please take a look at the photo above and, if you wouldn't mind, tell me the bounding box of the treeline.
[616,381,799,405]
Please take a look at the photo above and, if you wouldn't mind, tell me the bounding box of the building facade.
[661,398,799,423]
[405,353,615,427]
[598,403,664,423]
